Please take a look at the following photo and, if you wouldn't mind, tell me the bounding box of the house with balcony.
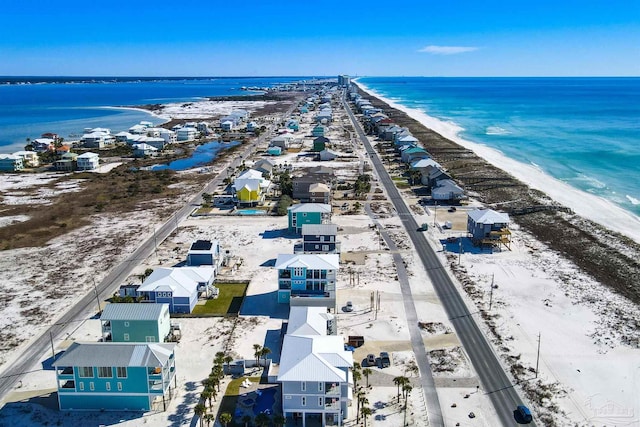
[287,203,332,234]
[53,342,177,411]
[278,307,352,426]
[467,209,511,249]
[136,267,216,313]
[275,253,339,308]
[100,303,170,343]
[0,154,24,172]
[76,152,100,170]
[12,150,40,167]
[295,224,340,255]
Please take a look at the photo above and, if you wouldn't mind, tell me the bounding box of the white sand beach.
[355,79,640,244]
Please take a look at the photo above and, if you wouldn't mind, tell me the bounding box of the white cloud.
[418,45,479,55]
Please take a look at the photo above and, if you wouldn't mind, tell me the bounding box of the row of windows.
[293,396,323,407]
[157,291,172,298]
[79,366,127,378]
[79,381,123,391]
[300,381,323,391]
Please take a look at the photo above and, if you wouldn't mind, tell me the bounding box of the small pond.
[151,140,240,171]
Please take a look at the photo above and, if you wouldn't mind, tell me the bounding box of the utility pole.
[174,213,179,232]
[49,331,55,360]
[458,236,463,266]
[488,274,495,311]
[153,227,159,260]
[92,278,101,312]
[535,332,541,378]
[433,202,437,227]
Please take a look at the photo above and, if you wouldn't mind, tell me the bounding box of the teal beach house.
[54,342,177,411]
[100,303,171,343]
[275,253,339,308]
[287,203,332,234]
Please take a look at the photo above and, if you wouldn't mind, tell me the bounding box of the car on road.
[344,301,353,312]
[516,405,532,423]
[448,206,457,212]
[379,351,391,368]
[366,354,376,367]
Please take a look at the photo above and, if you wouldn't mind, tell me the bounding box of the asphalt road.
[0,100,299,404]
[343,94,535,427]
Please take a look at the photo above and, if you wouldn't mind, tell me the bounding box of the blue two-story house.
[294,224,340,255]
[54,342,177,411]
[136,267,216,313]
[275,254,339,309]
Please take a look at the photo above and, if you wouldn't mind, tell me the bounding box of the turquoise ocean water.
[359,77,640,217]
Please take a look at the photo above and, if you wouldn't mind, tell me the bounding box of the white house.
[136,267,216,313]
[176,128,198,142]
[81,131,116,149]
[12,150,40,167]
[132,143,159,158]
[278,306,352,426]
[76,152,100,170]
[0,154,24,171]
[431,179,464,201]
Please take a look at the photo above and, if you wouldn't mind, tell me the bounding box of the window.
[301,382,306,391]
[98,367,112,378]
[106,382,111,391]
[79,382,84,391]
[124,321,130,327]
[116,367,127,378]
[117,382,123,391]
[319,397,323,406]
[301,397,306,406]
[79,367,93,378]
[293,267,304,277]
[146,336,156,342]
[123,333,130,341]
[318,382,323,392]
[89,382,95,391]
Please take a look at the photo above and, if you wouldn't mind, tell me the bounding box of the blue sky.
[1,0,638,76]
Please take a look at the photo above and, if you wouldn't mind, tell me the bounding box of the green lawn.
[192,283,248,316]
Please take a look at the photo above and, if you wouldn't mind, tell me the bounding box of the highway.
[0,100,299,404]
[343,94,535,427]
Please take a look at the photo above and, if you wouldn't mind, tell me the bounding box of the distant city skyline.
[1,0,638,77]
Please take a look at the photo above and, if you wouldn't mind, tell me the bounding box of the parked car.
[516,405,533,423]
[379,351,391,368]
[345,301,353,312]
[448,206,457,212]
[366,354,376,367]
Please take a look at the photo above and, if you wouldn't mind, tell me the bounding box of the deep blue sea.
[359,77,640,217]
[0,76,304,152]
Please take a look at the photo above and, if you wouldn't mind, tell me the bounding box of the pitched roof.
[100,303,168,321]
[54,342,175,368]
[277,335,351,382]
[411,158,439,169]
[275,254,339,270]
[288,203,332,214]
[287,306,333,336]
[309,183,330,193]
[137,267,214,297]
[232,178,261,192]
[468,209,510,224]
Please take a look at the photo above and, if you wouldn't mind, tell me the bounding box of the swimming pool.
[252,388,276,416]
[237,209,266,215]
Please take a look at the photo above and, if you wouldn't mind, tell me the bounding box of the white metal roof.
[287,203,332,214]
[137,267,214,298]
[100,303,168,322]
[468,209,510,225]
[287,306,333,336]
[277,335,352,383]
[301,224,338,236]
[275,254,339,270]
[53,342,175,368]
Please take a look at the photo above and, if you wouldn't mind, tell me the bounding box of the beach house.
[54,152,78,171]
[76,152,100,171]
[132,143,159,158]
[12,151,40,168]
[100,303,171,343]
[278,307,352,426]
[467,209,511,248]
[186,240,221,268]
[294,224,340,255]
[31,138,55,152]
[176,127,197,142]
[81,131,115,149]
[253,159,275,178]
[275,253,339,308]
[0,154,24,172]
[431,179,465,202]
[287,203,332,234]
[136,267,216,313]
[54,342,177,411]
[313,136,329,152]
[312,125,327,137]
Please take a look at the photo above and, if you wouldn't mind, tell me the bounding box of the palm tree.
[361,406,372,427]
[209,387,218,404]
[204,413,215,427]
[215,351,225,366]
[352,369,362,392]
[194,403,207,427]
[393,376,408,402]
[201,390,212,409]
[260,347,271,365]
[224,355,234,372]
[356,390,365,423]
[255,412,270,426]
[241,415,252,427]
[219,412,232,427]
[253,344,262,367]
[273,413,286,427]
[358,395,369,424]
[403,383,413,426]
[362,368,372,388]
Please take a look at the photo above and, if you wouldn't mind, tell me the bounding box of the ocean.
[0,76,304,152]
[358,77,640,218]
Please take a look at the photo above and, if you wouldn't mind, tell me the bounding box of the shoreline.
[355,79,640,244]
